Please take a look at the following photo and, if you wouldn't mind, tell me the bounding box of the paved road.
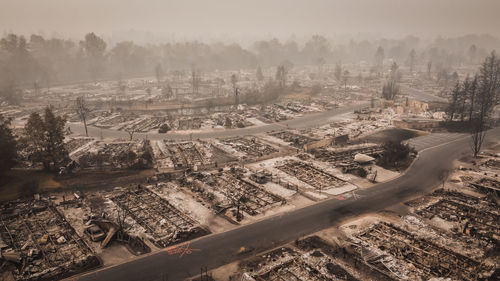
[68,102,368,140]
[68,85,443,141]
[406,132,468,151]
[76,127,500,281]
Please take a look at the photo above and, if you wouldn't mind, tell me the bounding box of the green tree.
[80,32,107,82]
[0,34,34,103]
[446,82,461,121]
[0,34,31,78]
[390,62,401,81]
[302,35,330,64]
[109,41,146,76]
[381,80,400,100]
[457,76,470,121]
[0,115,17,176]
[378,141,415,169]
[23,107,68,171]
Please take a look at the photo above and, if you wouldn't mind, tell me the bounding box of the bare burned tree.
[116,206,127,231]
[155,63,164,87]
[76,96,90,137]
[230,73,238,93]
[191,65,200,95]
[471,120,487,158]
[426,60,432,79]
[467,75,478,122]
[125,128,137,141]
[342,69,350,94]
[439,169,450,189]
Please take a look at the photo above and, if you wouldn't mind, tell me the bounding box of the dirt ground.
[0,168,156,201]
[55,169,156,191]
[0,170,61,201]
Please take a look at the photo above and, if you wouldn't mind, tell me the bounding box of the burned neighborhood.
[0,1,500,280]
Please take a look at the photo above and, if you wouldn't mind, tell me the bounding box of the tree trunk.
[83,116,88,137]
[460,101,466,122]
[469,94,475,122]
[471,113,486,158]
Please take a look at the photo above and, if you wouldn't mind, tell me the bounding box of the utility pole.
[234,88,240,106]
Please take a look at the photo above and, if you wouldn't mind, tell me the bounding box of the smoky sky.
[1,0,499,42]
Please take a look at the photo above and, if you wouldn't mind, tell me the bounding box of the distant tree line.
[1,33,499,103]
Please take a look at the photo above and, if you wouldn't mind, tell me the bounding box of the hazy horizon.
[1,0,500,45]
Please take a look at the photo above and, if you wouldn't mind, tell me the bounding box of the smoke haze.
[2,0,500,43]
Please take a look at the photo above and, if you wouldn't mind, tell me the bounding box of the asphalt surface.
[68,102,368,140]
[406,132,468,151]
[76,127,500,281]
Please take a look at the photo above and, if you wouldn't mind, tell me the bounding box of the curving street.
[76,126,499,281]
